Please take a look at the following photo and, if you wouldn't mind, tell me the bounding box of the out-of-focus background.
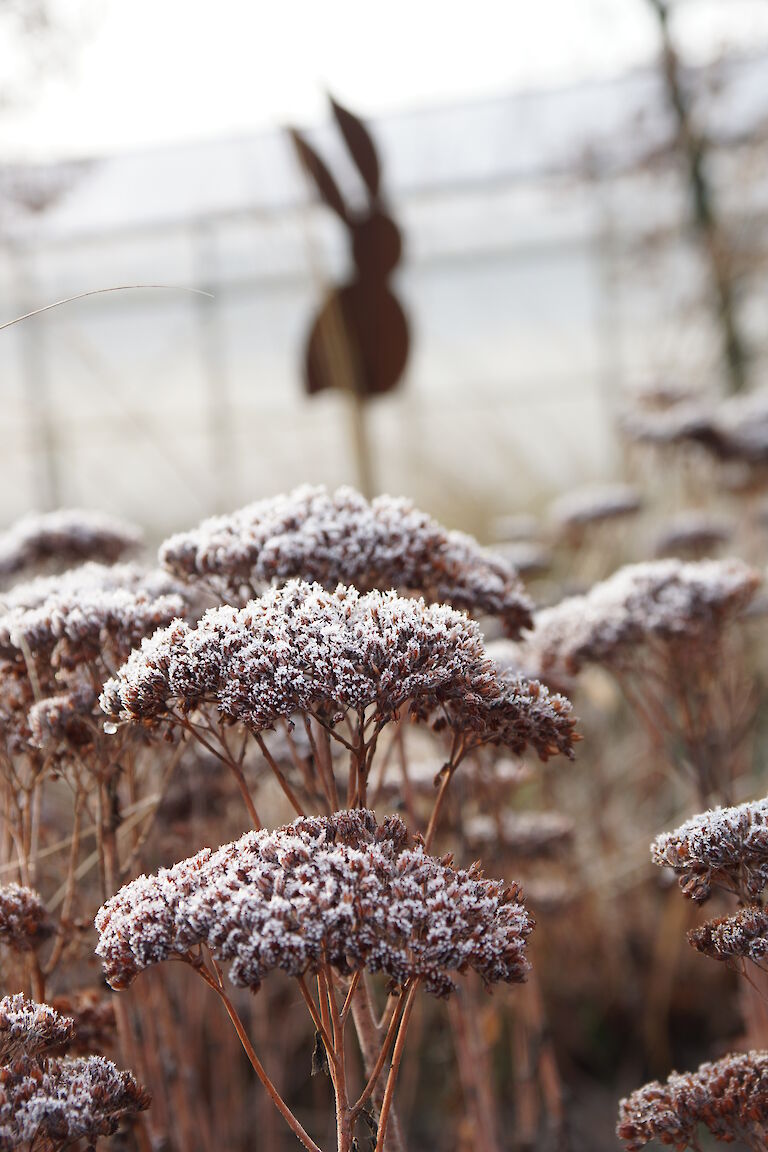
[1,0,767,535]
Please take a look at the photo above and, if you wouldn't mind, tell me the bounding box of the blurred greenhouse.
[0,49,768,536]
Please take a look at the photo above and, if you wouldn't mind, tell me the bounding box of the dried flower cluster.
[688,906,768,965]
[651,798,768,904]
[101,580,576,760]
[464,811,574,858]
[521,559,759,676]
[0,1053,150,1149]
[0,563,188,763]
[653,511,732,559]
[48,993,116,1058]
[617,1050,768,1150]
[159,484,533,636]
[549,483,642,531]
[0,885,52,952]
[95,809,534,997]
[0,562,185,668]
[0,509,141,580]
[0,996,74,1063]
[623,387,768,468]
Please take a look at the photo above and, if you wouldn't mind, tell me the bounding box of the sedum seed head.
[651,798,768,905]
[0,1053,149,1150]
[618,1050,768,1150]
[95,809,534,997]
[159,484,533,636]
[0,509,141,580]
[0,996,74,1064]
[688,905,768,965]
[0,562,186,670]
[0,885,53,953]
[100,580,576,760]
[521,558,759,677]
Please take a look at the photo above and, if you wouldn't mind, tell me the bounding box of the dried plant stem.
[303,715,339,814]
[374,981,420,1152]
[740,964,768,1050]
[43,790,84,974]
[255,733,306,817]
[324,964,355,1152]
[199,961,323,1152]
[177,715,262,829]
[282,719,324,810]
[447,989,502,1152]
[521,969,566,1145]
[348,978,407,1151]
[297,975,336,1060]
[352,989,408,1113]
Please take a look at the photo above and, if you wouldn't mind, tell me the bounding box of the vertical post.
[647,0,748,394]
[195,220,232,511]
[13,245,59,509]
[592,158,623,473]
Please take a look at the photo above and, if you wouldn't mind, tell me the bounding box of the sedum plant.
[95,809,532,1152]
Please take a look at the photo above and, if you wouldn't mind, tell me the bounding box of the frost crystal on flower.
[0,885,52,952]
[0,997,74,1065]
[617,1050,768,1150]
[688,906,768,965]
[651,799,768,904]
[521,559,759,676]
[95,809,534,997]
[159,484,533,636]
[0,509,141,579]
[0,1053,149,1149]
[100,581,575,761]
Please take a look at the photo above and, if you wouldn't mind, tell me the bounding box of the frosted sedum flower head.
[0,885,52,952]
[0,562,186,669]
[522,558,759,677]
[549,483,642,532]
[651,798,768,904]
[0,508,141,579]
[688,906,768,965]
[0,1053,149,1149]
[159,484,533,637]
[653,511,732,559]
[617,1050,768,1150]
[100,580,575,760]
[95,809,534,997]
[0,996,74,1064]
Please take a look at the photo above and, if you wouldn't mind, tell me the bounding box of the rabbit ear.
[329,96,380,200]
[288,128,350,222]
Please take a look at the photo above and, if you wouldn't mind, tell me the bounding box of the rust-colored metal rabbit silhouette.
[290,97,409,399]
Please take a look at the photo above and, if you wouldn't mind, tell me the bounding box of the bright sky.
[2,0,768,161]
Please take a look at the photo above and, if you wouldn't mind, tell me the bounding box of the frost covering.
[0,509,140,579]
[0,884,52,952]
[159,484,533,636]
[0,996,74,1063]
[100,580,575,761]
[95,809,534,997]
[0,1054,149,1150]
[689,906,768,964]
[651,798,768,904]
[0,562,185,663]
[521,558,759,676]
[618,1050,768,1150]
